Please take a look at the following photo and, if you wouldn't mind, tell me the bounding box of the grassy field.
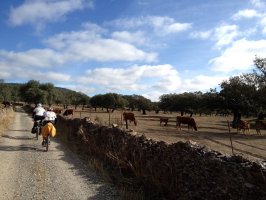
[64,107,266,162]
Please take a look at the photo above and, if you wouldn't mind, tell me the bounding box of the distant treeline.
[0,57,266,116]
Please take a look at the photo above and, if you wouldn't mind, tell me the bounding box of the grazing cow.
[160,117,169,126]
[53,108,62,115]
[123,112,137,126]
[2,101,12,107]
[63,109,74,117]
[236,120,250,134]
[255,120,266,135]
[176,116,197,131]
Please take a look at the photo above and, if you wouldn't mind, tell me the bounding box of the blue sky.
[1,0,266,101]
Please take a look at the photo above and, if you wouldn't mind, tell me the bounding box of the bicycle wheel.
[36,126,39,140]
[45,136,49,152]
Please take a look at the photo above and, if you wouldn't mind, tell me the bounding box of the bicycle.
[43,135,50,152]
[41,121,56,152]
[34,120,42,140]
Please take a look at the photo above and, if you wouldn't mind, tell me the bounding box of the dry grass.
[62,107,266,162]
[0,108,14,136]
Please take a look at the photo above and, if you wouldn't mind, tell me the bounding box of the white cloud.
[44,30,158,62]
[181,75,227,92]
[0,60,70,82]
[63,84,96,95]
[0,49,62,68]
[189,31,212,40]
[142,91,164,102]
[111,31,148,46]
[76,64,228,101]
[109,16,192,36]
[143,73,225,101]
[251,0,266,8]
[0,68,11,79]
[214,24,239,48]
[8,0,93,29]
[0,26,157,70]
[43,29,100,50]
[65,38,157,62]
[22,71,71,83]
[44,72,71,82]
[232,9,260,20]
[209,38,266,72]
[189,24,240,48]
[81,22,107,34]
[190,21,256,47]
[259,16,266,34]
[78,64,182,92]
[149,16,192,35]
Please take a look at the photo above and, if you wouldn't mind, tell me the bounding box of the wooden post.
[109,112,111,126]
[121,113,123,127]
[125,120,128,129]
[227,120,234,155]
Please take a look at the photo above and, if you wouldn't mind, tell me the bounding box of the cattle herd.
[42,108,266,134]
[158,113,265,134]
[43,107,74,117]
[2,100,265,134]
[159,117,169,126]
[123,112,198,131]
[255,120,266,134]
[233,119,266,135]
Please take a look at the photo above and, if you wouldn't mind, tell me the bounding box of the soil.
[70,108,266,163]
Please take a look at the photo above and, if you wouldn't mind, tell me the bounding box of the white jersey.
[33,106,46,116]
[44,111,57,121]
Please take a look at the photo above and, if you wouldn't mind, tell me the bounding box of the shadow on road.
[2,134,35,140]
[0,145,44,152]
[8,129,31,132]
[53,138,120,200]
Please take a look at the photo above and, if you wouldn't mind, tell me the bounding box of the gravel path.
[0,109,120,200]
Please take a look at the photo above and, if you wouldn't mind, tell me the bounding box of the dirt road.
[0,109,119,200]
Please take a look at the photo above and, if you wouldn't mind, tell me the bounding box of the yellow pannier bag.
[41,122,56,138]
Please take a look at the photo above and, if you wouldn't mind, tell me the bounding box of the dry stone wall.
[55,116,266,200]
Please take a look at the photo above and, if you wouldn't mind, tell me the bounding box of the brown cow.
[63,109,74,117]
[53,108,62,115]
[236,120,250,134]
[255,120,266,135]
[123,112,137,126]
[176,116,197,131]
[160,117,169,126]
[2,101,12,107]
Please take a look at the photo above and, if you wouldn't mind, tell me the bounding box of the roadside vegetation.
[0,106,14,136]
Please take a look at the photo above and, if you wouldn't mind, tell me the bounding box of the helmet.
[47,107,53,111]
[37,103,42,107]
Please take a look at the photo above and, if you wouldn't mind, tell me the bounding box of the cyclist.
[41,107,57,146]
[43,107,57,125]
[32,103,46,133]
[32,103,46,121]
